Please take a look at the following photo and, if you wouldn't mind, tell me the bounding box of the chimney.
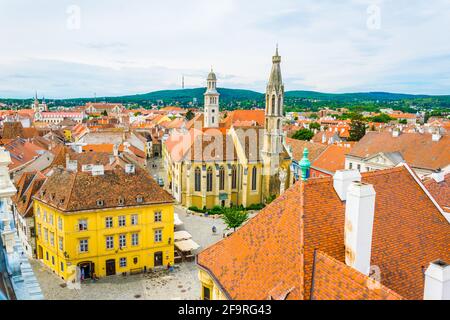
[333,170,362,201]
[392,129,401,138]
[424,260,450,300]
[432,170,445,183]
[344,181,376,276]
[91,165,104,176]
[66,160,78,172]
[125,164,136,174]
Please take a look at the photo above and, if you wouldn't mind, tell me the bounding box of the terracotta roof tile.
[311,251,404,300]
[312,144,352,174]
[348,132,450,171]
[35,166,173,212]
[286,138,327,162]
[197,166,450,300]
[423,173,450,212]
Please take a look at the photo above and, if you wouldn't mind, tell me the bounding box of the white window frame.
[131,233,139,246]
[79,239,88,253]
[105,217,113,228]
[154,211,162,223]
[58,237,63,251]
[78,219,88,231]
[119,234,126,248]
[118,216,126,227]
[131,214,138,226]
[58,217,63,230]
[154,229,163,243]
[106,236,114,250]
[119,257,127,268]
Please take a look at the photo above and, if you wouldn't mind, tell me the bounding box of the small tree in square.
[221,207,249,232]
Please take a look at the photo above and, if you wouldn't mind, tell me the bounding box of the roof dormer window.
[118,197,125,206]
[97,200,104,207]
[136,196,143,204]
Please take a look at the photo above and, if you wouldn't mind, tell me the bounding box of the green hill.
[108,88,264,104]
[1,88,449,112]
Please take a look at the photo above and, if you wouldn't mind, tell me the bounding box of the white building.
[34,111,85,124]
[345,131,450,178]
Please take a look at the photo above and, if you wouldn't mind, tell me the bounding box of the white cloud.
[0,0,449,98]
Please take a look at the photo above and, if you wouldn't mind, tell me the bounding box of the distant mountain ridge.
[111,88,450,103]
[117,88,264,103]
[1,88,449,110]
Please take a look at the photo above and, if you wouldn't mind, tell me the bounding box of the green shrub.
[208,206,224,215]
[246,203,265,211]
[188,206,206,213]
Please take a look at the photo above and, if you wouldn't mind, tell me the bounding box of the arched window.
[271,95,276,115]
[195,167,201,192]
[207,167,213,192]
[219,167,225,191]
[231,165,237,189]
[251,167,257,191]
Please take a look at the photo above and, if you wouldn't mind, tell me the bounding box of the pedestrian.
[80,268,85,282]
[212,225,217,234]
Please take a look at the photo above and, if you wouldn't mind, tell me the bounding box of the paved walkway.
[175,205,228,250]
[30,259,200,300]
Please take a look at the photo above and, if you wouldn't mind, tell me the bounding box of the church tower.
[262,46,286,199]
[32,91,39,112]
[204,69,220,128]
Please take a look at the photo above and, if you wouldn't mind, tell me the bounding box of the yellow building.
[33,164,174,280]
[163,48,292,210]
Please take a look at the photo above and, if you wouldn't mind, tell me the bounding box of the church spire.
[268,45,283,90]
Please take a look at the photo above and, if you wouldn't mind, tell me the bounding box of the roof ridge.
[313,250,405,300]
[65,171,78,211]
[298,181,306,299]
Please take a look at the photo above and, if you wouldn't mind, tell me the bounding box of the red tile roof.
[423,173,450,213]
[311,251,404,300]
[286,138,327,162]
[222,110,265,128]
[348,132,450,171]
[312,144,352,174]
[35,166,173,212]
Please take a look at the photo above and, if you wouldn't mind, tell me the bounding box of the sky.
[1,0,450,98]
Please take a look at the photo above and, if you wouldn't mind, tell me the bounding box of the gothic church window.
[207,167,213,192]
[251,167,257,191]
[231,165,237,189]
[219,167,225,191]
[271,95,276,114]
[195,167,201,192]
